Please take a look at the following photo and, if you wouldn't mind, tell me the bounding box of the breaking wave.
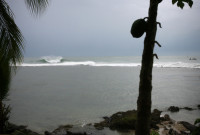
[20,61,141,67]
[14,56,200,68]
[18,61,200,69]
[154,62,200,69]
[38,56,67,63]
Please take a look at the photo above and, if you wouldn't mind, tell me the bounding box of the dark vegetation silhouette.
[0,61,11,133]
[0,0,196,134]
[0,0,49,133]
[130,0,193,135]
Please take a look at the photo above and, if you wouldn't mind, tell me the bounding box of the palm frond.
[24,0,49,16]
[0,0,14,18]
[0,0,24,66]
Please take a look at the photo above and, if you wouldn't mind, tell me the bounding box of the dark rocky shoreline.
[5,105,200,135]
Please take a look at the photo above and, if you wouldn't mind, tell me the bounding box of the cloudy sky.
[7,0,200,57]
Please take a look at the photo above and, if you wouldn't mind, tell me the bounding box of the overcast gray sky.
[7,0,200,57]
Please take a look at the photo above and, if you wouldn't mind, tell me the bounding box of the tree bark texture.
[0,100,4,133]
[136,0,160,135]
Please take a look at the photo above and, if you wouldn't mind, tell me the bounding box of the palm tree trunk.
[0,100,4,134]
[135,0,160,135]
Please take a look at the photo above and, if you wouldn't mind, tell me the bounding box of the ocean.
[8,56,200,133]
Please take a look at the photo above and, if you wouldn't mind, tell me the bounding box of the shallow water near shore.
[8,56,200,134]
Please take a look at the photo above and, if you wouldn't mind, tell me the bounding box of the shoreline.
[6,105,200,135]
[9,65,200,133]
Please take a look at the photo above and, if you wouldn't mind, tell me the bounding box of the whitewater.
[9,55,200,133]
[17,56,200,68]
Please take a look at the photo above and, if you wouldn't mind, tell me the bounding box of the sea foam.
[17,61,200,68]
[16,56,200,68]
[39,56,66,63]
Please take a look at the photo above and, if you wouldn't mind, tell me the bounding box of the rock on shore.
[93,109,162,131]
[5,123,40,135]
[45,108,199,135]
[157,115,198,135]
[5,105,200,135]
[167,105,197,113]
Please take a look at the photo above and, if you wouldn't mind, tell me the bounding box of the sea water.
[8,56,200,133]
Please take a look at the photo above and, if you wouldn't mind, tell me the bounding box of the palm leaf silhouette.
[0,0,49,133]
